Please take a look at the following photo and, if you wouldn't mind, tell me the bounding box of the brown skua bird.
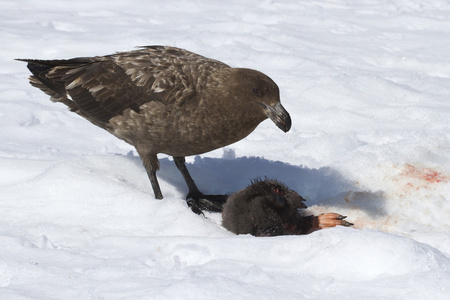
[18,46,291,213]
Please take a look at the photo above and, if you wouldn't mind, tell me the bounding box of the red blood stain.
[401,164,447,184]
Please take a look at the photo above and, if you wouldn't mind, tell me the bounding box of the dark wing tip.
[16,58,46,64]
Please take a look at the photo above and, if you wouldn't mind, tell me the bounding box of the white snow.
[1,0,450,299]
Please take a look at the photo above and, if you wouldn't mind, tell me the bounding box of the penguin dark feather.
[222,179,353,236]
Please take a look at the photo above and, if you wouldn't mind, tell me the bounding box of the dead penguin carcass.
[17,46,291,213]
[222,179,353,236]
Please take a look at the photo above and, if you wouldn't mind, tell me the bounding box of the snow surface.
[1,0,450,299]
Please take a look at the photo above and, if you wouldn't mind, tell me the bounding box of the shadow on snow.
[153,155,387,218]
